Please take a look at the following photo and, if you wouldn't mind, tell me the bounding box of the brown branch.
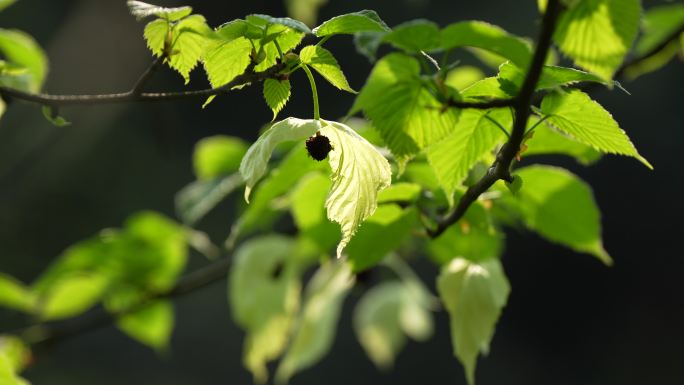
[0,61,285,106]
[428,0,563,238]
[13,256,232,347]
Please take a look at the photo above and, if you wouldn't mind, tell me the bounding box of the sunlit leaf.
[441,21,532,68]
[39,273,109,320]
[377,182,422,204]
[263,79,292,120]
[445,66,486,91]
[497,62,611,93]
[0,274,35,313]
[313,10,389,37]
[299,45,355,93]
[117,300,174,351]
[250,14,312,34]
[276,261,355,384]
[126,0,192,21]
[384,20,440,52]
[524,122,601,165]
[540,89,651,168]
[0,28,48,92]
[437,257,510,385]
[193,136,248,180]
[554,0,641,80]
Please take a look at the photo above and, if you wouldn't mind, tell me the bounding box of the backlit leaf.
[0,274,36,313]
[441,21,532,68]
[313,10,390,37]
[263,79,292,120]
[0,28,48,92]
[299,45,355,92]
[126,1,192,21]
[193,136,248,180]
[384,20,440,52]
[117,300,174,351]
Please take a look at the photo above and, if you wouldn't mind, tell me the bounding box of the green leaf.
[354,31,386,62]
[497,62,611,93]
[0,28,48,92]
[175,174,243,225]
[249,14,312,34]
[319,120,392,258]
[437,257,510,385]
[509,165,612,264]
[377,182,422,204]
[636,4,684,55]
[41,106,71,127]
[353,280,433,369]
[428,200,503,264]
[0,336,30,372]
[230,236,301,383]
[193,135,248,180]
[263,79,292,120]
[445,66,486,91]
[553,0,641,80]
[202,36,253,90]
[247,19,305,72]
[313,10,390,37]
[117,300,174,351]
[427,108,510,205]
[143,18,168,57]
[0,274,35,312]
[40,273,108,320]
[285,0,328,27]
[276,261,355,384]
[523,122,601,165]
[346,205,418,272]
[383,20,440,52]
[441,21,533,68]
[126,1,192,22]
[540,89,651,168]
[352,53,459,161]
[299,45,355,93]
[0,0,17,12]
[240,118,321,202]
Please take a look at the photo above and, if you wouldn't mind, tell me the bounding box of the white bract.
[239,117,392,257]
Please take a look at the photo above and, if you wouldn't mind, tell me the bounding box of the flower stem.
[302,64,320,120]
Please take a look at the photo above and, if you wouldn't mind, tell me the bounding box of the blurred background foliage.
[0,0,683,384]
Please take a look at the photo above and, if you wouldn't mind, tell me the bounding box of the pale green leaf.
[41,106,71,127]
[263,79,292,120]
[276,261,355,384]
[250,14,312,34]
[249,21,305,72]
[441,21,533,68]
[126,1,192,21]
[524,122,601,165]
[538,0,548,12]
[428,108,510,205]
[377,182,422,204]
[352,53,459,161]
[540,89,651,168]
[384,20,441,52]
[0,274,35,313]
[445,66,486,91]
[346,205,418,272]
[117,300,174,351]
[202,36,253,91]
[319,120,392,258]
[230,236,301,383]
[313,10,389,37]
[175,174,243,225]
[168,15,212,83]
[193,135,248,180]
[0,336,29,373]
[437,257,510,385]
[299,45,355,93]
[239,118,321,202]
[354,280,433,369]
[497,62,611,94]
[285,0,328,27]
[506,165,612,264]
[554,0,641,80]
[0,28,48,92]
[290,172,332,231]
[40,273,109,320]
[143,18,168,57]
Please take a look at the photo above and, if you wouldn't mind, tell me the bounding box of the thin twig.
[130,55,164,95]
[428,0,563,238]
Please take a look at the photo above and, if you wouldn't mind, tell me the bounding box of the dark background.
[1,0,682,384]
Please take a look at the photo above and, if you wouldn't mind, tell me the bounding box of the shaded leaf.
[250,14,312,34]
[117,300,174,351]
[313,10,389,37]
[377,182,422,204]
[299,45,355,92]
[441,21,532,68]
[285,0,328,27]
[175,174,244,225]
[0,274,35,313]
[384,19,440,52]
[194,135,248,180]
[127,0,192,21]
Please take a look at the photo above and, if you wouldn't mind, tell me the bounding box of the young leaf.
[299,45,355,93]
[319,120,392,258]
[346,205,418,272]
[445,66,486,91]
[249,14,312,34]
[497,62,611,93]
[353,280,434,369]
[636,4,684,56]
[263,79,292,120]
[230,236,301,383]
[437,257,510,385]
[553,0,641,80]
[440,21,533,69]
[41,106,71,127]
[377,182,422,204]
[202,36,253,91]
[0,335,30,373]
[427,108,510,205]
[240,118,321,202]
[193,136,248,180]
[0,274,36,312]
[39,273,109,320]
[116,300,174,351]
[540,89,651,168]
[313,10,390,37]
[275,261,355,384]
[0,28,48,92]
[352,53,459,162]
[383,20,441,52]
[126,1,192,22]
[508,165,612,264]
